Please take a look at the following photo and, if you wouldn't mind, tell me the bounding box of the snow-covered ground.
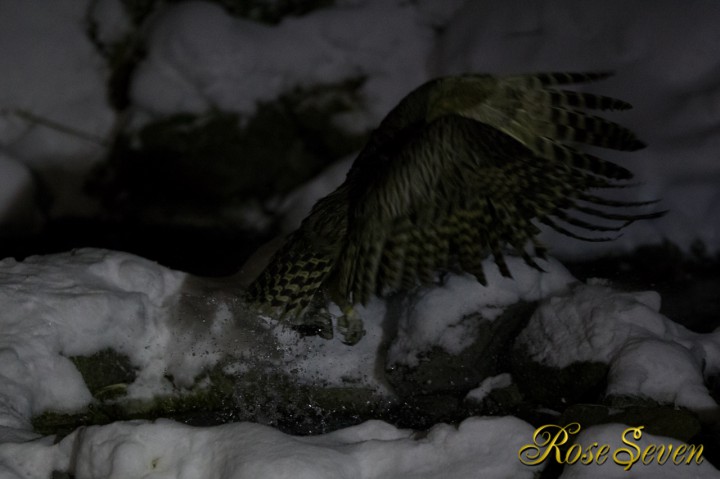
[1,249,719,478]
[2,0,720,478]
[1,414,540,479]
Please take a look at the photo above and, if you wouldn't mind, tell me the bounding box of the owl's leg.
[291,294,334,340]
[336,302,366,345]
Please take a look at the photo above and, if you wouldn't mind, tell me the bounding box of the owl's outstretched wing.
[337,72,662,305]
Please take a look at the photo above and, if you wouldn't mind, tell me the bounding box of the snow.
[517,282,719,413]
[132,1,434,126]
[607,339,714,412]
[88,0,132,47]
[0,249,188,430]
[466,373,513,403]
[2,0,720,477]
[388,256,576,367]
[2,0,720,254]
[0,0,114,217]
[277,297,390,389]
[0,153,41,231]
[0,248,719,477]
[0,416,539,479]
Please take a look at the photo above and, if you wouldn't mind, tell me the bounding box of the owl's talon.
[337,307,365,345]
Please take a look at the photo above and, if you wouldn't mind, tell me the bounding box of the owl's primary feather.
[247,72,663,344]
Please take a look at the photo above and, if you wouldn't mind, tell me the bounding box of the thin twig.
[0,108,110,147]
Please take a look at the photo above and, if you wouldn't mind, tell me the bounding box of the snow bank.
[132,1,434,126]
[0,249,189,431]
[1,1,719,476]
[0,416,540,479]
[0,246,718,477]
[517,282,719,412]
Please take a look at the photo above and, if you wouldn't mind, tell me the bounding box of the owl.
[247,72,663,344]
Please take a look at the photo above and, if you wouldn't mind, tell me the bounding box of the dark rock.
[386,301,537,398]
[510,347,608,410]
[561,401,702,443]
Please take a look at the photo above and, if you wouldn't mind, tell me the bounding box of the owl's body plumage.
[247,72,662,344]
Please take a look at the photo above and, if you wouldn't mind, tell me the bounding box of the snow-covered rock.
[516,282,719,413]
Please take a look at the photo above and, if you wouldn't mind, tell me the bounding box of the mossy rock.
[69,348,137,400]
[32,361,238,436]
[33,356,390,437]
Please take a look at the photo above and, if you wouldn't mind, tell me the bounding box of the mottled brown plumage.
[247,72,663,344]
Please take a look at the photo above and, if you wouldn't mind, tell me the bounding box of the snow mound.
[389,256,576,367]
[0,416,540,479]
[133,1,434,125]
[0,249,191,431]
[517,283,719,412]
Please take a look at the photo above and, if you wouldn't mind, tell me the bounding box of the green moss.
[33,357,389,437]
[32,362,238,436]
[69,349,137,400]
